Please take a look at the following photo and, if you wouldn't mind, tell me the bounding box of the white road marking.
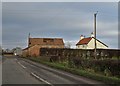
[31,72,53,86]
[18,62,26,69]
[15,58,17,61]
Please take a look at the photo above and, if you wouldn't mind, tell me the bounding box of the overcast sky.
[2,2,118,49]
[0,2,1,47]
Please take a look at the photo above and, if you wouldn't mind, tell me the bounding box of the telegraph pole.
[94,11,98,59]
[28,33,30,47]
[28,33,30,57]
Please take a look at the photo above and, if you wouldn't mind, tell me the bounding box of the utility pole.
[28,33,30,47]
[94,11,98,59]
[28,33,30,57]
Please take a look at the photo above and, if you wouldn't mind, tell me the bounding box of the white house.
[13,47,22,56]
[76,33,108,49]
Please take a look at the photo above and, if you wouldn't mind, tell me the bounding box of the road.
[0,55,2,85]
[2,56,43,84]
[2,56,106,85]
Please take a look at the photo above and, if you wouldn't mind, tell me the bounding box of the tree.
[5,48,11,53]
[65,42,72,49]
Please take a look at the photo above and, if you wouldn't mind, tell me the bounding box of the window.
[82,45,85,48]
[82,45,87,49]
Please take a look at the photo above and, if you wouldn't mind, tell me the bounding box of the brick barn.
[22,37,64,57]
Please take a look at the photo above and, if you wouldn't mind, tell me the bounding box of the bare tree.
[65,42,72,49]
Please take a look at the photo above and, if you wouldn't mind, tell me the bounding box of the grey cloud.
[0,2,2,45]
[2,2,118,49]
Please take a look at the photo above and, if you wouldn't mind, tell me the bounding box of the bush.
[27,57,120,85]
[68,58,120,78]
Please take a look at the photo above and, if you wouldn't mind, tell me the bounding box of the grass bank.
[24,57,120,85]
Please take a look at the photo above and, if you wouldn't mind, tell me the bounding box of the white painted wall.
[88,38,108,49]
[76,45,87,49]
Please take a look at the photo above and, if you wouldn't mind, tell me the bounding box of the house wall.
[87,38,108,49]
[23,44,64,57]
[29,45,40,57]
[76,45,87,49]
[76,38,108,49]
[22,49,28,57]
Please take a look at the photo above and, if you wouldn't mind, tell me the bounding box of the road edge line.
[30,72,53,86]
[18,62,26,69]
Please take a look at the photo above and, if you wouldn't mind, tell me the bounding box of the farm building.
[22,37,64,57]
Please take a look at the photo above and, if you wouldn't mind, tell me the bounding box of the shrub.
[68,58,120,78]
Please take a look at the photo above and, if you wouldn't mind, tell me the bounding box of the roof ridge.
[30,37,63,39]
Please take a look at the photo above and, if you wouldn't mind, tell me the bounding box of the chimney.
[91,32,94,37]
[80,35,84,40]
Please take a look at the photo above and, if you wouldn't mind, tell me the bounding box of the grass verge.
[23,57,120,85]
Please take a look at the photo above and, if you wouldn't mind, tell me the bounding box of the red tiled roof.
[76,37,92,45]
[76,37,108,47]
[29,38,64,46]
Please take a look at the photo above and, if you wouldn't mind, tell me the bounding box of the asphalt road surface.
[2,56,106,86]
[0,55,2,85]
[2,56,43,84]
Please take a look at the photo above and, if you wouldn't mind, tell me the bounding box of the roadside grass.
[23,56,120,85]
